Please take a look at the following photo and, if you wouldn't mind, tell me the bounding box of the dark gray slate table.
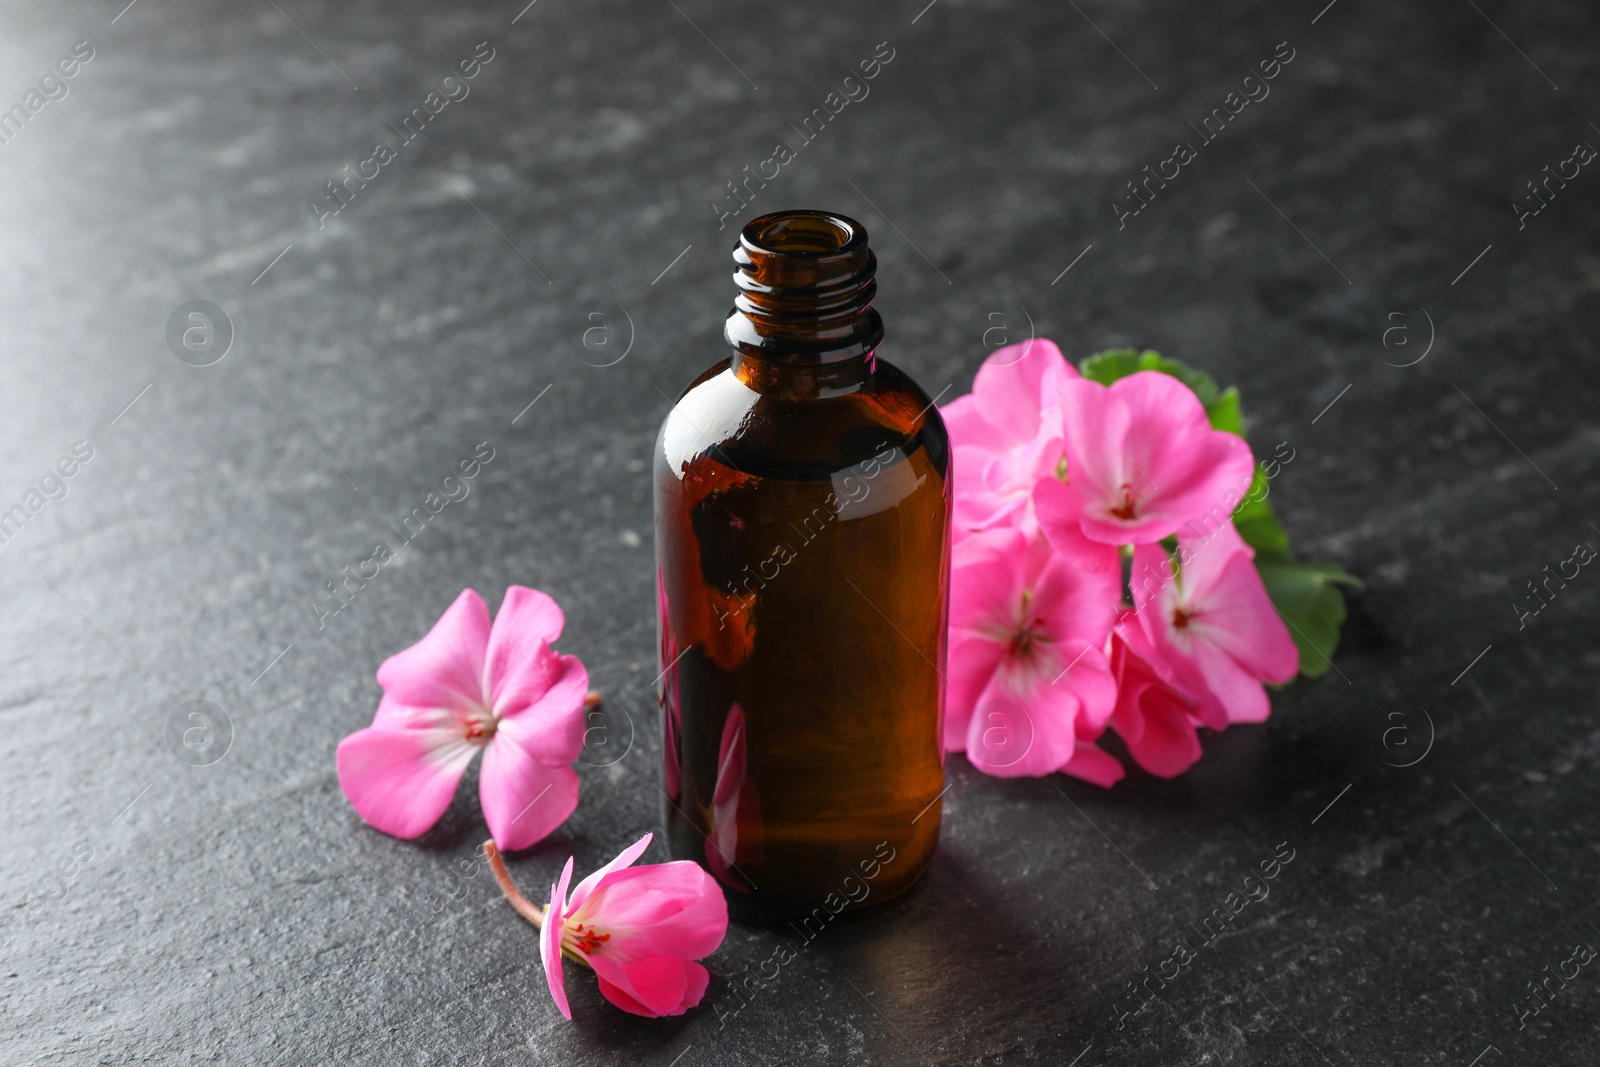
[3,0,1598,1063]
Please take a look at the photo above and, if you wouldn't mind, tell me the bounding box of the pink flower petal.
[944,341,1078,533]
[567,832,654,915]
[953,444,1046,532]
[1184,553,1299,685]
[1046,637,1120,735]
[541,856,576,1020]
[945,633,1004,751]
[1128,542,1176,616]
[493,650,589,763]
[335,726,476,840]
[591,973,655,1016]
[680,960,713,1013]
[1135,433,1255,542]
[478,743,580,852]
[948,522,1119,777]
[375,588,493,710]
[1116,368,1209,436]
[1193,646,1273,725]
[1129,529,1296,728]
[949,529,1026,637]
[1033,492,1123,580]
[1057,377,1135,525]
[1169,517,1251,598]
[579,862,728,961]
[1032,476,1084,552]
[950,476,1005,533]
[1029,542,1120,732]
[486,587,568,712]
[965,671,1077,777]
[372,693,420,728]
[1059,372,1254,545]
[495,584,566,639]
[1060,740,1125,788]
[942,394,1011,455]
[1031,549,1120,654]
[1130,591,1231,730]
[1110,637,1205,777]
[1114,609,1213,721]
[589,955,705,1017]
[971,338,1073,438]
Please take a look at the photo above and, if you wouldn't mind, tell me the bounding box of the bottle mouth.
[747,211,862,257]
[736,210,873,291]
[728,209,882,362]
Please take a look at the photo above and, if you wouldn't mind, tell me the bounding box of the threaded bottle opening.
[749,211,860,259]
[726,209,883,363]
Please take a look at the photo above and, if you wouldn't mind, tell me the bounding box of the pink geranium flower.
[1053,371,1255,545]
[941,338,1078,534]
[1106,623,1204,778]
[1128,523,1298,726]
[485,834,728,1019]
[946,522,1122,781]
[336,586,588,851]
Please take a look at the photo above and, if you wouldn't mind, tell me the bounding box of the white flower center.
[453,704,498,746]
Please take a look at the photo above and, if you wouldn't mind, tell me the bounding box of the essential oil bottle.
[654,209,950,922]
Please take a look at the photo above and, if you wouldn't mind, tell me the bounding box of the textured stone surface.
[2,0,1598,1063]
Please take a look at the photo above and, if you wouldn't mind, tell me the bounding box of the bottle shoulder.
[656,356,949,483]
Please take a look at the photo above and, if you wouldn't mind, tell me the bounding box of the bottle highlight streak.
[654,210,951,922]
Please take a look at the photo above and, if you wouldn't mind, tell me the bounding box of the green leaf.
[1079,349,1241,432]
[1077,348,1157,386]
[1231,466,1291,558]
[1254,559,1363,678]
[1080,349,1220,406]
[1236,513,1291,559]
[1235,515,1291,559]
[1206,387,1243,436]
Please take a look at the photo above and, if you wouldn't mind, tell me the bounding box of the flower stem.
[483,840,593,969]
[483,840,545,929]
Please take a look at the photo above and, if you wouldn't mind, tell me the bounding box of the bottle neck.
[724,210,883,395]
[731,349,877,396]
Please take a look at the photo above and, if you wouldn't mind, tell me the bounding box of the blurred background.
[2,0,1599,1063]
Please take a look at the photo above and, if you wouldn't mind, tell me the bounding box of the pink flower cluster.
[943,339,1298,784]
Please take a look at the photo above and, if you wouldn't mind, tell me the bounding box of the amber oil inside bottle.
[654,210,951,923]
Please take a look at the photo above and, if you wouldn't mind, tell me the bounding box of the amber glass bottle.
[654,209,950,923]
